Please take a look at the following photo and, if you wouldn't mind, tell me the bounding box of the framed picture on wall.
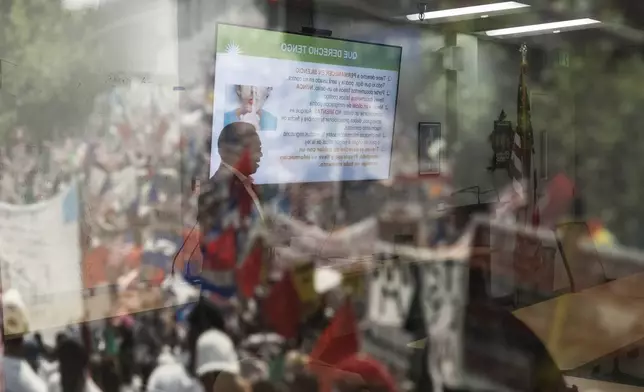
[418,122,442,176]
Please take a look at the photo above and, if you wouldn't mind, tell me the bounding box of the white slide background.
[210,53,399,184]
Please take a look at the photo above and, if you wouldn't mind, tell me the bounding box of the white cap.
[195,329,240,376]
[314,267,342,294]
[3,289,29,336]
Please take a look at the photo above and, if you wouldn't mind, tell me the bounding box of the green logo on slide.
[225,41,242,55]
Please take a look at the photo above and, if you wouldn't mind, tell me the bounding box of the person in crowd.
[79,321,95,360]
[145,301,229,392]
[194,329,242,390]
[138,357,158,392]
[23,337,41,373]
[133,312,164,381]
[207,372,251,392]
[286,369,318,392]
[251,379,283,392]
[2,289,48,392]
[46,337,102,392]
[102,319,119,359]
[283,351,309,381]
[33,332,55,361]
[224,85,277,131]
[186,297,228,367]
[116,316,136,389]
[33,331,66,383]
[96,357,120,392]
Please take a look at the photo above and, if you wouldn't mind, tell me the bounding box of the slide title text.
[280,43,358,60]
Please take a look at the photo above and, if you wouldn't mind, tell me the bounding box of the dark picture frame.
[418,122,442,176]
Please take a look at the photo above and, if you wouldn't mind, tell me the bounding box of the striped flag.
[510,130,525,199]
[490,44,538,298]
[511,43,535,222]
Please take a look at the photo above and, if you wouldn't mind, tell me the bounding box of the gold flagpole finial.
[520,43,528,64]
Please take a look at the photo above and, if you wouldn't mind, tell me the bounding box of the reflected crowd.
[0,70,411,392]
[0,31,617,392]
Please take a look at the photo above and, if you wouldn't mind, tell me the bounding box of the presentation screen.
[210,24,402,184]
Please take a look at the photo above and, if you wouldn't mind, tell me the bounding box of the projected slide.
[211,24,402,184]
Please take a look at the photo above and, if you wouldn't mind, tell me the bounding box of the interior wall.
[314,13,529,206]
[313,14,447,178]
[453,38,523,205]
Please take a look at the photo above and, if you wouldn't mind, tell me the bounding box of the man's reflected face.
[245,132,263,174]
[219,123,263,175]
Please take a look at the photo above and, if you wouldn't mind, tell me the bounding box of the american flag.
[510,43,535,223]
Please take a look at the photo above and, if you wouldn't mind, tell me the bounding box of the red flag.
[203,227,237,271]
[310,300,359,366]
[336,355,398,392]
[537,173,574,227]
[262,272,301,339]
[230,179,254,219]
[229,148,255,219]
[83,246,109,288]
[237,242,263,298]
[235,147,254,177]
[531,204,540,227]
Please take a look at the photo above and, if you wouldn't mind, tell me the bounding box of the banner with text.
[0,184,84,332]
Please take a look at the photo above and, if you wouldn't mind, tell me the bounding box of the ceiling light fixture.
[484,18,601,37]
[406,1,529,22]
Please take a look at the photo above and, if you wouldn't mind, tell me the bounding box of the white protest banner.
[0,183,84,332]
[367,251,415,327]
[372,233,473,392]
[420,261,469,391]
[268,214,377,259]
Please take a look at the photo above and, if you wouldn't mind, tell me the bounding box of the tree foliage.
[543,38,644,246]
[0,0,105,141]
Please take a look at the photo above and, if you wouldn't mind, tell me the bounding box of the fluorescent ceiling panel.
[63,0,99,10]
[484,18,601,36]
[406,1,529,22]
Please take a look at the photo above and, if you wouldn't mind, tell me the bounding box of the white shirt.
[156,346,178,366]
[46,372,103,392]
[37,359,58,382]
[2,356,48,392]
[146,363,203,392]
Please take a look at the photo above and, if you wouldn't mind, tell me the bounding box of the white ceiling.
[309,0,644,46]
